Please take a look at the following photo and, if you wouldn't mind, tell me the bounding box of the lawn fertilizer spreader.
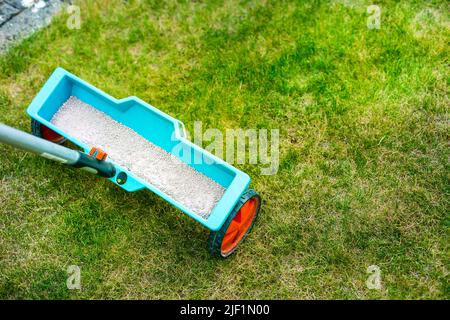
[0,67,261,258]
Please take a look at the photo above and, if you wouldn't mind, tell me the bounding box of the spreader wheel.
[208,189,261,258]
[31,119,66,144]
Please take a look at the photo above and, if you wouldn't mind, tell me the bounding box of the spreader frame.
[26,68,250,231]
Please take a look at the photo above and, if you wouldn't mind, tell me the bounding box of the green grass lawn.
[0,0,448,299]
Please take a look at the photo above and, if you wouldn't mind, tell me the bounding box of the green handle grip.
[72,152,116,178]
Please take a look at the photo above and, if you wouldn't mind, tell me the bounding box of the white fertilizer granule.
[51,96,225,218]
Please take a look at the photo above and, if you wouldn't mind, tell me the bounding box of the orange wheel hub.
[41,124,65,143]
[221,196,259,255]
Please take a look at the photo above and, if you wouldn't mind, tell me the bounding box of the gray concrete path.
[0,0,68,52]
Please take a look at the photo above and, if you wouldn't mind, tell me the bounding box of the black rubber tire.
[31,118,66,145]
[208,189,261,258]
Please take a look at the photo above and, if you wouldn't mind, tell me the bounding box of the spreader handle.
[72,152,116,177]
[0,123,116,178]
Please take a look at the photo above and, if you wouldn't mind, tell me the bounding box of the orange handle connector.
[89,147,108,161]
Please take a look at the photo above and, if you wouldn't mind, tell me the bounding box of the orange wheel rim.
[221,196,259,255]
[41,124,65,143]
